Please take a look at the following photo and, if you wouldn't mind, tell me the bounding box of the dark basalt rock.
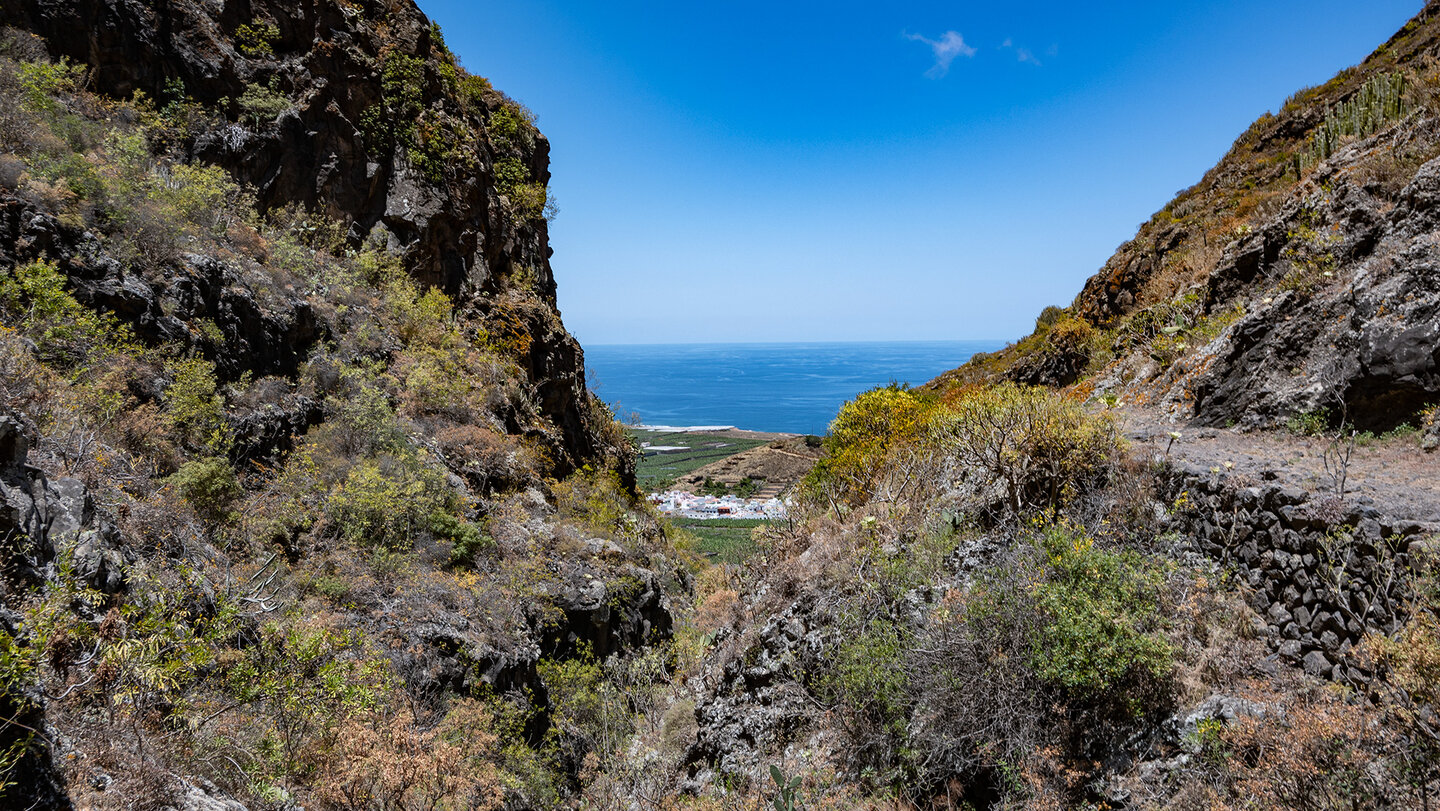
[1161,461,1440,681]
[0,413,131,810]
[0,412,126,593]
[392,619,546,713]
[542,564,673,660]
[228,393,324,466]
[1172,153,1440,432]
[0,0,603,474]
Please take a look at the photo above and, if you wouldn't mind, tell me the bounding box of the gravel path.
[1119,408,1440,523]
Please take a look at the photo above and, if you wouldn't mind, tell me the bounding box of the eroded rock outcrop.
[1,412,130,808]
[1174,150,1440,430]
[0,0,604,473]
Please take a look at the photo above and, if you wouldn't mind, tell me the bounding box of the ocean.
[584,340,1008,435]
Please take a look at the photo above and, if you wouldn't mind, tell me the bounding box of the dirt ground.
[1120,407,1440,524]
[679,434,824,498]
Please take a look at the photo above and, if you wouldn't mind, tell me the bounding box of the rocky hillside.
[3,0,601,468]
[8,2,1440,810]
[595,6,1440,810]
[0,2,690,809]
[937,3,1440,441]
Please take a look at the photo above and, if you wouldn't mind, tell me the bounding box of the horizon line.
[582,337,1014,348]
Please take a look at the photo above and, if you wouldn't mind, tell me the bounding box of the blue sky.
[419,1,1422,345]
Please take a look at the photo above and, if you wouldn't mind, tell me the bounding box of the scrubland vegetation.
[5,2,1440,809]
[638,380,1440,809]
[0,26,683,809]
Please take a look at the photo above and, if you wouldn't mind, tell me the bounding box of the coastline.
[632,425,803,442]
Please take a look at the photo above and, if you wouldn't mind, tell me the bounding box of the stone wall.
[1162,460,1440,680]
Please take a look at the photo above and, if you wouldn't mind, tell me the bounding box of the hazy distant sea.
[585,341,1007,436]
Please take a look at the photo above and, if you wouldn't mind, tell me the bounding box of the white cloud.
[1001,38,1043,66]
[905,30,976,79]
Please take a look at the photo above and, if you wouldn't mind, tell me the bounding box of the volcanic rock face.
[1178,150,1440,431]
[0,2,672,807]
[0,413,125,594]
[2,0,541,294]
[932,4,1440,436]
[1,0,600,470]
[1,414,124,809]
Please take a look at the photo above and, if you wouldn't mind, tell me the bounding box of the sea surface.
[585,340,1008,435]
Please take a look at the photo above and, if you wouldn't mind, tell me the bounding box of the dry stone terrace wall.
[1161,460,1440,681]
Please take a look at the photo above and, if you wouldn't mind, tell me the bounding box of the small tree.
[929,383,1118,518]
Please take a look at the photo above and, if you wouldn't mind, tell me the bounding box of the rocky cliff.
[938,3,1440,438]
[0,3,681,809]
[2,0,602,471]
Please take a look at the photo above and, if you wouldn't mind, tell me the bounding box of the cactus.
[1307,72,1409,165]
[770,764,803,811]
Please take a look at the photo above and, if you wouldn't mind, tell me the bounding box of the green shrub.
[537,650,635,771]
[492,156,550,219]
[826,619,911,739]
[99,128,154,205]
[487,102,535,151]
[1287,408,1330,437]
[0,625,38,795]
[164,357,232,454]
[508,180,551,221]
[324,457,452,550]
[220,623,391,790]
[169,456,243,521]
[237,80,291,125]
[152,161,247,238]
[306,573,351,602]
[359,52,425,154]
[0,259,138,369]
[457,73,492,110]
[235,22,279,58]
[386,276,458,347]
[1034,305,1066,331]
[432,510,494,565]
[400,348,471,414]
[1024,525,1174,703]
[31,151,105,199]
[16,58,84,116]
[324,382,405,456]
[893,525,1178,798]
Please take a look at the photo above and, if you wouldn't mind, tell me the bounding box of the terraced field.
[627,428,770,490]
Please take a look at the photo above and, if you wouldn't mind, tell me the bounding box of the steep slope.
[935,3,1440,437]
[0,3,685,810]
[2,0,602,469]
[617,7,1440,810]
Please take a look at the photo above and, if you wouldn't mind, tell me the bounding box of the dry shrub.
[434,422,536,493]
[0,326,53,413]
[1354,139,1440,199]
[119,487,205,556]
[315,701,503,811]
[1170,575,1267,704]
[110,399,177,473]
[1063,453,1162,544]
[693,587,740,635]
[63,731,178,811]
[1217,685,1398,809]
